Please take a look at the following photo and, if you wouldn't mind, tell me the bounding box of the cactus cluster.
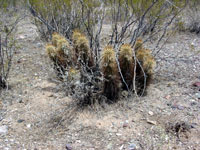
[46,32,72,77]
[46,31,156,103]
[100,39,156,98]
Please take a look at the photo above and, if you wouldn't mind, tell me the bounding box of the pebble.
[177,105,185,110]
[27,124,31,128]
[123,122,128,128]
[17,35,26,40]
[148,111,154,116]
[107,143,113,150]
[0,125,8,134]
[116,133,122,136]
[165,95,171,100]
[65,144,72,150]
[36,43,42,48]
[171,104,185,110]
[195,93,200,99]
[123,120,129,128]
[17,119,25,123]
[17,98,23,103]
[193,82,200,87]
[190,101,197,106]
[129,143,136,150]
[119,144,124,150]
[147,119,157,125]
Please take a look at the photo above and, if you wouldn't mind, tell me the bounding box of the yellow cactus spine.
[76,34,94,67]
[101,46,120,101]
[72,29,82,45]
[52,32,63,47]
[46,44,56,61]
[56,38,70,55]
[136,47,156,94]
[134,38,143,51]
[136,48,156,75]
[119,44,134,90]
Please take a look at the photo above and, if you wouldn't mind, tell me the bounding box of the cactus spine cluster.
[46,32,73,77]
[134,38,143,51]
[101,46,120,101]
[77,35,93,66]
[135,39,156,94]
[119,44,134,90]
[46,44,56,61]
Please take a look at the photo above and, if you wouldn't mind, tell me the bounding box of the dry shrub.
[0,2,21,90]
[176,1,200,34]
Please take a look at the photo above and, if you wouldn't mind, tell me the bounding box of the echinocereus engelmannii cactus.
[135,46,156,95]
[119,44,134,90]
[101,45,121,101]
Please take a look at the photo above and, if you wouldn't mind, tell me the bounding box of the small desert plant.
[46,44,56,61]
[76,34,94,68]
[186,1,200,34]
[46,33,73,78]
[72,29,82,45]
[101,46,121,102]
[119,44,134,90]
[0,32,17,89]
[0,2,21,90]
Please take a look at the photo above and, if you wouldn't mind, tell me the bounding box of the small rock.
[66,144,72,150]
[123,122,128,128]
[119,144,124,150]
[17,98,23,103]
[195,93,200,99]
[171,104,184,110]
[36,43,42,48]
[27,124,31,128]
[147,119,157,125]
[129,143,136,150]
[148,111,154,116]
[123,120,129,128]
[193,82,200,87]
[177,105,185,110]
[17,59,21,63]
[107,143,113,150]
[165,95,171,100]
[18,35,26,40]
[191,101,197,106]
[17,119,25,123]
[171,105,177,109]
[48,94,54,97]
[116,133,122,136]
[0,125,8,134]
[76,140,81,143]
[167,103,171,106]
